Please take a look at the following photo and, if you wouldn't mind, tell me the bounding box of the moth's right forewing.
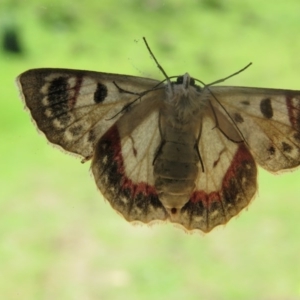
[210,86,300,172]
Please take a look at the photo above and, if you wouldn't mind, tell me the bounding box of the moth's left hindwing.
[17,68,162,160]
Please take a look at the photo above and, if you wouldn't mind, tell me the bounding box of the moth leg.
[153,112,164,165]
[195,121,205,172]
[113,81,145,95]
[208,94,245,143]
[208,100,244,143]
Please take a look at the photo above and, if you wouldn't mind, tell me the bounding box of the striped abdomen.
[154,125,199,213]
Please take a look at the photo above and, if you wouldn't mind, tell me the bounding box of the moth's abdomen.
[154,131,199,213]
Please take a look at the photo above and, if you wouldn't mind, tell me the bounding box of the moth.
[17,38,300,233]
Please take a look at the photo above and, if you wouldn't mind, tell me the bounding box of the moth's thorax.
[165,73,205,124]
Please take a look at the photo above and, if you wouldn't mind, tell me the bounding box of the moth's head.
[165,73,203,123]
[175,73,201,93]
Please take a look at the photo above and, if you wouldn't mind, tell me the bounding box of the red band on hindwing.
[93,126,256,230]
[181,144,257,232]
[93,125,166,222]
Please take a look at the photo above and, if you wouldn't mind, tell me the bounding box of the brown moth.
[17,38,300,232]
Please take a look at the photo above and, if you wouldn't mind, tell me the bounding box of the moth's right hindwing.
[179,114,257,232]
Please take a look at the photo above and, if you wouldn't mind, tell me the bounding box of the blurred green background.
[1,0,300,299]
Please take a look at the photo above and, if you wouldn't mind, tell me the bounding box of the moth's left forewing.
[17,68,161,160]
[209,86,300,173]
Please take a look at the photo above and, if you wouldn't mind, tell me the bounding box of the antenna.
[205,62,252,87]
[142,37,171,85]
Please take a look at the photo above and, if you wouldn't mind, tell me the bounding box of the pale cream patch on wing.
[120,110,160,185]
[196,115,239,192]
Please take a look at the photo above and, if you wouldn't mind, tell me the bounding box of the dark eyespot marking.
[171,208,177,214]
[282,142,292,153]
[260,98,273,119]
[268,146,276,155]
[46,77,70,124]
[94,83,108,103]
[241,100,250,105]
[48,76,69,105]
[69,125,83,137]
[233,112,244,123]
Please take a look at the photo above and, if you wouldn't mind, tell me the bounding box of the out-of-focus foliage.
[1,0,300,299]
